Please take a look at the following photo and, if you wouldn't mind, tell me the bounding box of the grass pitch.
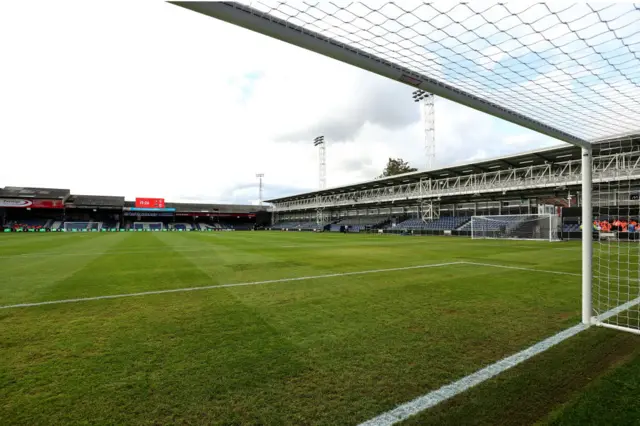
[1,232,639,425]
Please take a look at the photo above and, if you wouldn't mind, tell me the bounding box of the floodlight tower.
[314,136,326,189]
[412,90,435,170]
[256,173,264,206]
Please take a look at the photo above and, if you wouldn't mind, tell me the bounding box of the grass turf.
[0,232,638,425]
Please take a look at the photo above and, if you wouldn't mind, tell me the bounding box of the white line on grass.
[358,323,589,426]
[359,294,640,426]
[462,261,581,277]
[0,261,463,310]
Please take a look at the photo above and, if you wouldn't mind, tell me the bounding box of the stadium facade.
[0,187,269,232]
[3,135,638,237]
[267,135,640,239]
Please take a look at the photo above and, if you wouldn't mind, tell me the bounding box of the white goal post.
[470,214,559,242]
[63,222,91,232]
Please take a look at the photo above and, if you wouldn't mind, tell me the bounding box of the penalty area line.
[0,261,463,310]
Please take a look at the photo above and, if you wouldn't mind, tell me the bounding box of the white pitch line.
[360,293,640,426]
[0,261,462,310]
[358,323,588,426]
[359,266,640,426]
[461,261,581,277]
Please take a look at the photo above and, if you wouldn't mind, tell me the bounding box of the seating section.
[7,219,48,230]
[335,216,389,232]
[232,223,254,230]
[458,215,528,232]
[396,217,471,230]
[64,222,92,231]
[101,220,118,230]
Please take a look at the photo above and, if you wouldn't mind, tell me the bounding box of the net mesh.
[592,136,640,331]
[63,222,91,231]
[238,1,640,142]
[471,214,558,241]
[179,3,640,333]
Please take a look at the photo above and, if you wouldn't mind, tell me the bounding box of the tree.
[379,158,417,178]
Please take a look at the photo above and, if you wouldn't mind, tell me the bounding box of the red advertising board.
[135,198,165,208]
[0,198,64,209]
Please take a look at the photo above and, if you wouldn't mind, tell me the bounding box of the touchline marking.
[0,262,462,310]
[461,261,581,277]
[358,323,588,426]
[359,295,640,426]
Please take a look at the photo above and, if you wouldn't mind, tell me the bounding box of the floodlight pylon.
[413,90,435,171]
[314,136,326,189]
[256,173,264,206]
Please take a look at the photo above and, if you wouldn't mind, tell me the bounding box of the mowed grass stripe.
[21,233,213,304]
[0,233,131,304]
[0,262,462,309]
[1,235,584,425]
[1,232,604,426]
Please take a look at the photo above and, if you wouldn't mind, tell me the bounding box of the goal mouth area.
[470,214,560,242]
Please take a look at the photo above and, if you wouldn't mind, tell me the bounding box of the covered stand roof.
[267,135,640,204]
[0,187,71,200]
[66,195,126,207]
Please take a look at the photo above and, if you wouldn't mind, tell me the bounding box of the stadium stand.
[0,184,264,233]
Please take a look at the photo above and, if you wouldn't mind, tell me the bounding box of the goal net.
[591,138,640,335]
[63,222,90,232]
[471,215,559,242]
[173,2,640,337]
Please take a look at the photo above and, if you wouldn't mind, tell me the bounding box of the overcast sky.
[0,1,566,205]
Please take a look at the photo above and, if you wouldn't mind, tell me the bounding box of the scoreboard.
[135,198,165,208]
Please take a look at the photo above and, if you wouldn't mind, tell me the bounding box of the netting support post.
[581,147,593,325]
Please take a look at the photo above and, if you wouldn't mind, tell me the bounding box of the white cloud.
[0,1,600,204]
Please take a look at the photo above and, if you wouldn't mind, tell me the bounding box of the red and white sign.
[135,198,165,208]
[0,198,64,209]
[0,198,32,208]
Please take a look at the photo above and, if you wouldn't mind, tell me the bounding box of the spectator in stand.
[601,221,611,232]
[612,219,622,231]
[629,221,636,233]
